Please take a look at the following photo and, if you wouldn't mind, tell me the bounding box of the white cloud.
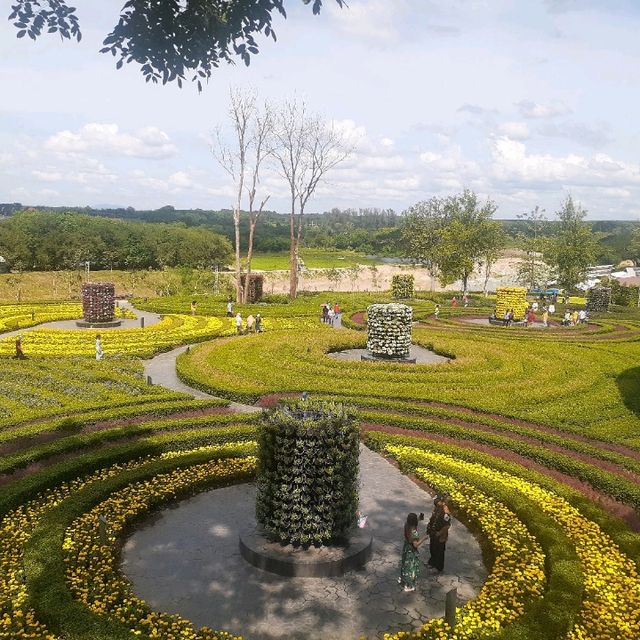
[327,0,408,45]
[516,100,572,119]
[45,123,177,159]
[32,170,63,182]
[490,137,640,187]
[496,121,530,140]
[380,137,395,147]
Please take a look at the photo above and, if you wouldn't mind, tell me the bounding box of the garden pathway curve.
[143,345,261,414]
[121,445,487,640]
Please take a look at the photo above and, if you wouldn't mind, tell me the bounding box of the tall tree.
[516,206,549,290]
[213,89,274,303]
[271,100,350,298]
[401,196,447,286]
[243,100,274,303]
[9,0,344,89]
[544,196,597,291]
[402,190,501,295]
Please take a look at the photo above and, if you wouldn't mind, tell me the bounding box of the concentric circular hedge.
[2,294,640,640]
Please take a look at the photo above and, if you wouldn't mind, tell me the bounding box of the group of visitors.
[235,312,262,334]
[562,309,587,326]
[399,493,452,592]
[450,294,470,308]
[321,302,341,326]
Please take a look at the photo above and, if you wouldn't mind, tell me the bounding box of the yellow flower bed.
[0,302,82,332]
[0,315,232,358]
[63,454,256,639]
[383,446,546,640]
[0,445,253,640]
[495,287,528,321]
[385,445,640,640]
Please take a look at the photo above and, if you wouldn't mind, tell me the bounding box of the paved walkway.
[143,345,261,414]
[0,299,161,339]
[121,446,487,640]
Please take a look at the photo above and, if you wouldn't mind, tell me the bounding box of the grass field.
[246,249,381,270]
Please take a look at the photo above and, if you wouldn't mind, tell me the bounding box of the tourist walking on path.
[95,334,104,361]
[246,314,255,333]
[328,307,336,327]
[542,308,549,327]
[235,313,243,335]
[333,303,341,321]
[399,512,427,592]
[434,304,440,320]
[426,495,451,573]
[255,313,262,333]
[226,300,234,317]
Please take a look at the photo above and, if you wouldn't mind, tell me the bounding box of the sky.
[2,0,640,219]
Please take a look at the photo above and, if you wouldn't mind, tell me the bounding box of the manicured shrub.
[256,401,360,546]
[391,274,414,299]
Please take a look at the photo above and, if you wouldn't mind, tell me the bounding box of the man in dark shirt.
[426,493,452,572]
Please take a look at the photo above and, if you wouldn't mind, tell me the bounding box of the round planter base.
[361,353,417,364]
[75,319,122,328]
[488,317,526,327]
[239,526,372,577]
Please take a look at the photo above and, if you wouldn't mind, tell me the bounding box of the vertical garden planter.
[81,282,115,322]
[256,402,360,547]
[391,274,414,299]
[365,303,413,360]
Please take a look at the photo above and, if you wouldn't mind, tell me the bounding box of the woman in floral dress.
[399,512,427,592]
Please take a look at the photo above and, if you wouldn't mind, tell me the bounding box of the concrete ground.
[121,446,487,640]
[327,345,451,365]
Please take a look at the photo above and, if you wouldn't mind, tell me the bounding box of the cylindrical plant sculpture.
[391,274,414,299]
[256,401,360,547]
[495,286,527,321]
[82,282,115,322]
[366,303,412,359]
[240,273,264,303]
[586,287,611,313]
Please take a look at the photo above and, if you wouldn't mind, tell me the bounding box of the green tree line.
[0,211,232,271]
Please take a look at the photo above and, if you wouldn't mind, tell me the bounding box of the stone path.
[121,446,487,640]
[328,345,451,365]
[0,299,162,338]
[143,345,261,414]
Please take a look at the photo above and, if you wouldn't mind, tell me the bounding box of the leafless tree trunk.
[212,88,254,303]
[243,101,274,302]
[272,100,351,299]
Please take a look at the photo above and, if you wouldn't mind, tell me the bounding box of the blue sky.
[2,0,640,219]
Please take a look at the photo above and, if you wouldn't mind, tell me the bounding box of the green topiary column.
[256,401,360,547]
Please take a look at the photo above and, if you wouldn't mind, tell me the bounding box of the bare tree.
[272,99,351,298]
[212,88,255,303]
[243,100,274,302]
[213,88,275,303]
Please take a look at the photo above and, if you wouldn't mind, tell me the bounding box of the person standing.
[426,495,451,572]
[542,308,549,327]
[451,296,458,308]
[95,334,104,361]
[14,335,26,359]
[226,300,234,317]
[399,512,427,592]
[255,313,262,333]
[571,309,579,326]
[434,304,440,320]
[190,300,197,316]
[548,302,556,315]
[327,306,335,327]
[246,314,255,333]
[235,312,243,335]
[578,309,587,324]
[463,294,469,307]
